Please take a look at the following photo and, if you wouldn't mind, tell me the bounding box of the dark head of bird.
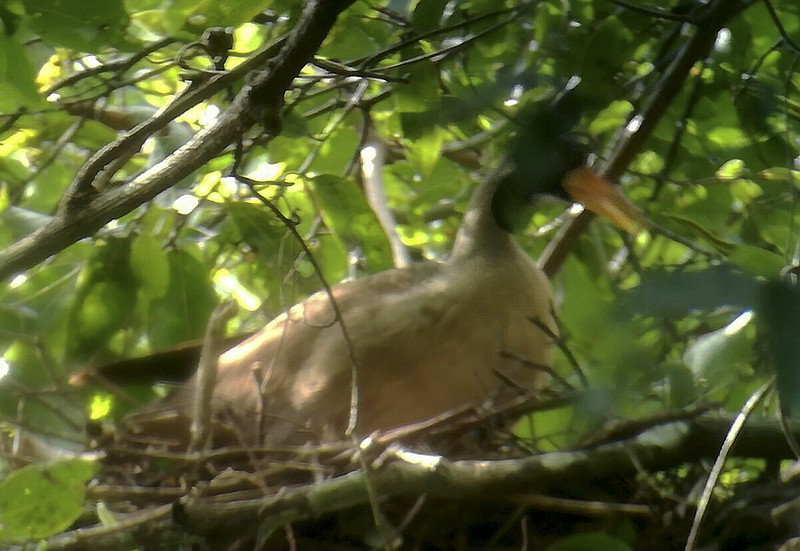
[491,86,596,233]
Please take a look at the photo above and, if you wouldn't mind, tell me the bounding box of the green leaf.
[320,15,378,59]
[74,282,131,342]
[663,361,697,408]
[727,245,785,278]
[225,201,291,262]
[26,0,131,51]
[683,311,754,382]
[130,233,170,300]
[546,531,633,551]
[67,238,137,359]
[716,159,746,179]
[0,33,45,111]
[148,250,216,348]
[310,174,393,272]
[0,458,99,542]
[412,0,447,32]
[524,405,576,451]
[622,267,758,318]
[395,59,445,175]
[403,119,444,176]
[579,16,633,93]
[395,61,440,115]
[181,0,273,33]
[707,126,750,149]
[759,280,800,417]
[310,124,360,175]
[224,199,340,311]
[589,100,633,136]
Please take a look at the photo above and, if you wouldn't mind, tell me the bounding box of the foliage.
[0,458,98,542]
[0,0,799,549]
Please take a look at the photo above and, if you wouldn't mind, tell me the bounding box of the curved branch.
[540,0,753,278]
[40,411,800,550]
[0,0,356,282]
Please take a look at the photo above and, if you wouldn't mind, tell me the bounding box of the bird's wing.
[209,255,556,444]
[124,255,556,448]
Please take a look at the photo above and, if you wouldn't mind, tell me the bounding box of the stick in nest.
[189,301,237,453]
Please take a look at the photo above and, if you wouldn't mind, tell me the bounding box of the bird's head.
[491,85,642,234]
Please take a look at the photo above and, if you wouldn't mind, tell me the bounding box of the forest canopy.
[0,0,799,549]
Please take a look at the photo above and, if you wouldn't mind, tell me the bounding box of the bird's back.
[180,242,558,446]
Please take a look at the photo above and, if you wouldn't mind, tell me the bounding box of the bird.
[119,89,642,450]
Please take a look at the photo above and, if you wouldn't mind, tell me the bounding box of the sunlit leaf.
[683,311,754,382]
[0,458,98,542]
[707,126,750,149]
[310,174,393,272]
[589,100,633,135]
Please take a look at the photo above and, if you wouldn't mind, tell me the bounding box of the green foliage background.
[0,0,799,546]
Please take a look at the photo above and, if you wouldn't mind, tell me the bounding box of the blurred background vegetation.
[0,0,799,548]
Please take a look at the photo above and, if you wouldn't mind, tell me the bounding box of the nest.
[8,388,799,551]
[18,389,628,550]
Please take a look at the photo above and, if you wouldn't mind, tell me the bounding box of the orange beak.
[563,167,645,234]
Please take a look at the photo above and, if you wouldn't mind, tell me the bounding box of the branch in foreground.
[540,0,752,278]
[0,0,357,282]
[40,412,800,550]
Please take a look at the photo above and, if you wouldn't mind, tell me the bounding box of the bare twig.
[189,301,237,453]
[762,0,800,55]
[236,180,362,436]
[361,126,411,268]
[0,0,356,281]
[684,380,773,551]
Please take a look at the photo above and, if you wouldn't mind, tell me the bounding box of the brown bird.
[121,93,641,449]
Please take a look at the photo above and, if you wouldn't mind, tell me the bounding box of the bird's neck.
[450,176,520,262]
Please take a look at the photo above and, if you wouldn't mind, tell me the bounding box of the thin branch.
[43,37,176,96]
[0,0,356,281]
[236,180,363,436]
[762,0,800,56]
[189,301,237,453]
[608,0,697,23]
[357,4,523,68]
[377,15,516,71]
[683,380,773,551]
[56,37,287,214]
[0,107,26,131]
[540,0,753,278]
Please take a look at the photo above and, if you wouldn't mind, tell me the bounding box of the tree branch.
[0,0,356,282]
[38,411,800,550]
[540,0,753,278]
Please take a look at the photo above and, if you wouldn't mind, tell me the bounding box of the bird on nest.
[119,86,642,450]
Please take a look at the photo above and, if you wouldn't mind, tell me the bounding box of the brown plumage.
[121,93,642,449]
[122,168,638,449]
[200,180,557,445]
